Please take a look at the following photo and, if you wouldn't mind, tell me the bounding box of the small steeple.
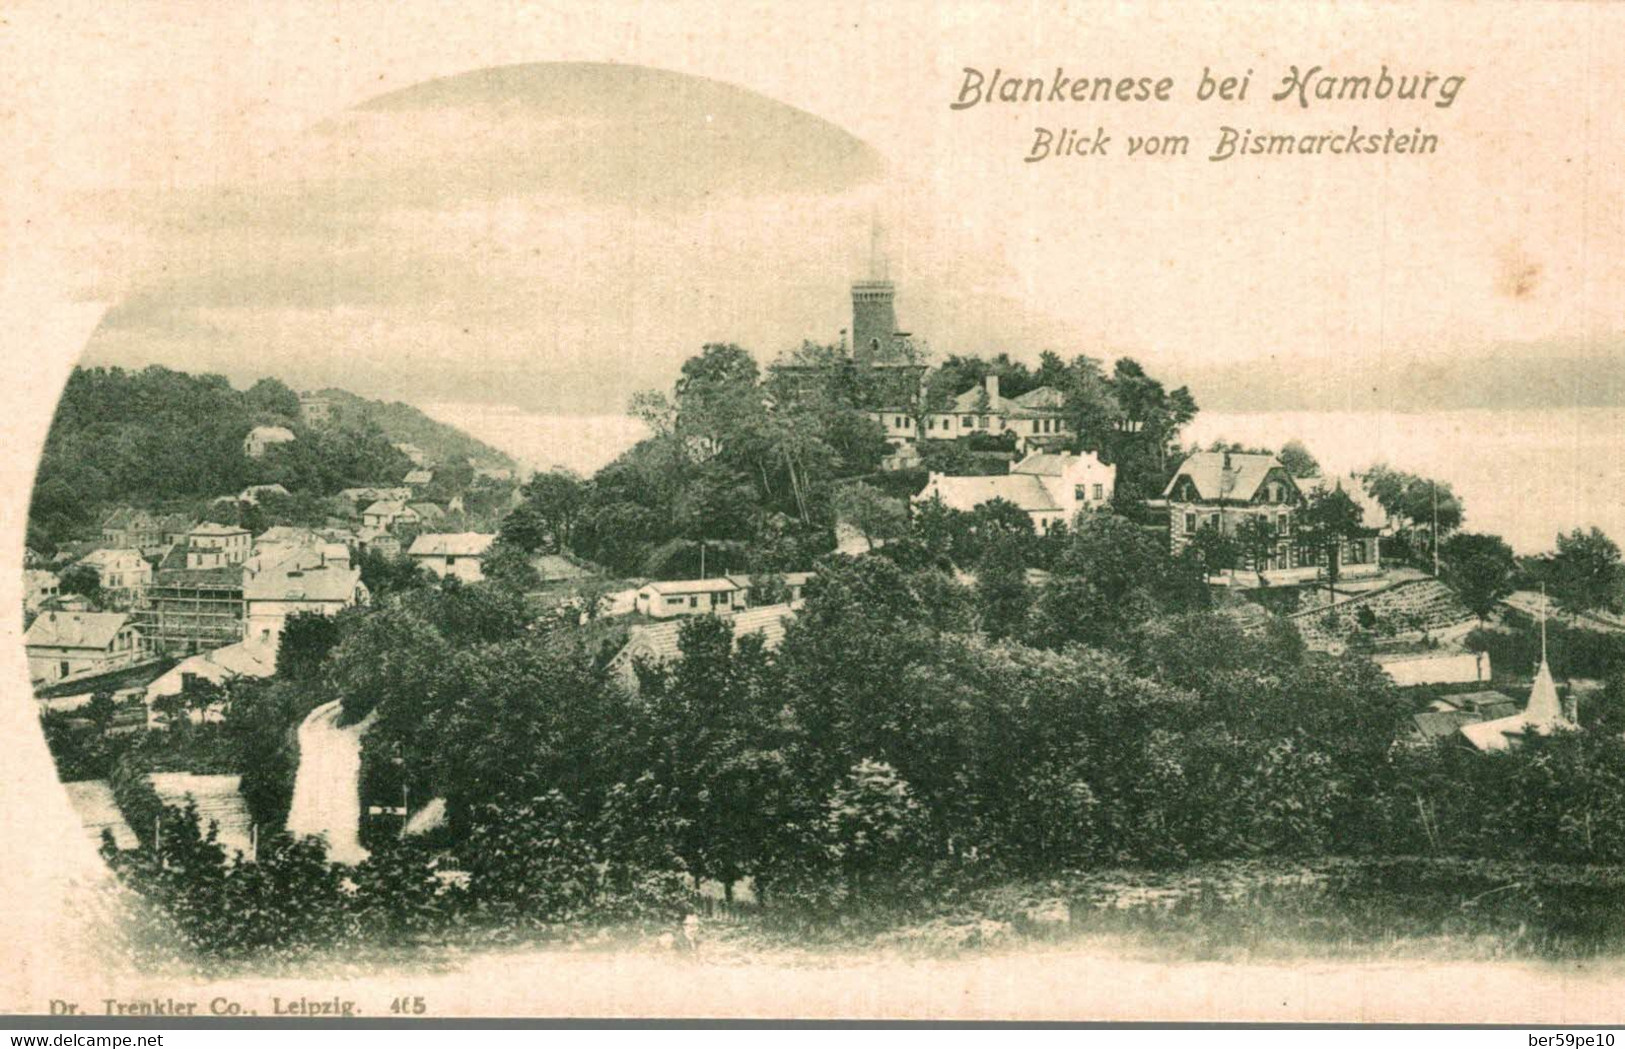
[1525,584,1567,728]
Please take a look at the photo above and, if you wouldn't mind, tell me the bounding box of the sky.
[4,1,1625,417]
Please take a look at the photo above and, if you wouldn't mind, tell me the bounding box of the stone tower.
[850,279,897,368]
[851,215,898,368]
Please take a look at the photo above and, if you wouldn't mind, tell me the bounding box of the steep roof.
[408,532,496,558]
[247,425,295,442]
[1461,659,1574,751]
[77,547,146,569]
[1011,450,1104,477]
[917,473,1061,514]
[1413,709,1480,739]
[404,469,434,484]
[1163,451,1287,503]
[1010,385,1067,410]
[363,499,407,516]
[25,611,132,650]
[613,604,797,675]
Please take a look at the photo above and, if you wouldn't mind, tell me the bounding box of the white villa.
[408,532,497,583]
[913,449,1116,534]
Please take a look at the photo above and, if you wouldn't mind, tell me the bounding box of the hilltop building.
[1158,451,1382,574]
[244,425,295,459]
[876,374,1074,456]
[770,232,929,421]
[914,449,1115,534]
[298,393,333,426]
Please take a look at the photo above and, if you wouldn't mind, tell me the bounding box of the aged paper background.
[1,0,1624,1021]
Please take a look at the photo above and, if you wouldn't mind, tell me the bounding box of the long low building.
[633,572,812,619]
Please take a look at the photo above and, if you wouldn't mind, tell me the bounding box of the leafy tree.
[832,482,907,552]
[276,612,344,682]
[1298,485,1364,600]
[481,539,542,593]
[1441,532,1517,621]
[821,759,929,900]
[503,470,588,553]
[1549,526,1625,614]
[975,535,1031,641]
[1187,523,1241,583]
[1278,439,1321,478]
[244,377,301,420]
[58,563,103,605]
[1234,515,1279,575]
[357,547,428,600]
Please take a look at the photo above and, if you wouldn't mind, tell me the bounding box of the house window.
[979,416,989,429]
[1093,484,1104,501]
[689,596,698,608]
[1278,513,1288,533]
[1184,512,1197,535]
[1074,485,1087,501]
[962,416,973,427]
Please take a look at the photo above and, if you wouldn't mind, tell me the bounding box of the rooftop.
[408,532,497,558]
[25,611,133,650]
[917,473,1061,514]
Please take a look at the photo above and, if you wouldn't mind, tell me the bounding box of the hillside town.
[26,256,1625,964]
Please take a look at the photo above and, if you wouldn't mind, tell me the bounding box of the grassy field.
[104,855,1625,981]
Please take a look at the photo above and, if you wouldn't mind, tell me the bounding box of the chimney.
[1223,451,1233,471]
[986,373,1000,403]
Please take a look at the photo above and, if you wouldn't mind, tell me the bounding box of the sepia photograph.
[2,0,1625,1028]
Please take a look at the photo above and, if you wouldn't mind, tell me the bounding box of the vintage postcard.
[2,0,1624,1026]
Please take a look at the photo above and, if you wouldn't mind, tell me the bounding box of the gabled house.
[870,374,1074,454]
[242,553,368,650]
[74,548,152,604]
[244,425,296,459]
[25,611,144,684]
[144,638,277,727]
[101,509,162,551]
[1161,451,1305,570]
[913,449,1115,535]
[407,502,445,525]
[403,469,434,487]
[407,532,496,583]
[362,500,420,532]
[182,523,252,570]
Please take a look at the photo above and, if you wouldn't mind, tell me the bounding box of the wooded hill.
[27,366,510,551]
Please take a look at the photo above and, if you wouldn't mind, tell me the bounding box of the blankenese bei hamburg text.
[949,65,1465,162]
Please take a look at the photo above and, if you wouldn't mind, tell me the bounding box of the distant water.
[1188,408,1625,555]
[421,401,1623,556]
[419,403,649,478]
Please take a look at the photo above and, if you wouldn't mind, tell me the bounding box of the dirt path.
[285,699,373,865]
